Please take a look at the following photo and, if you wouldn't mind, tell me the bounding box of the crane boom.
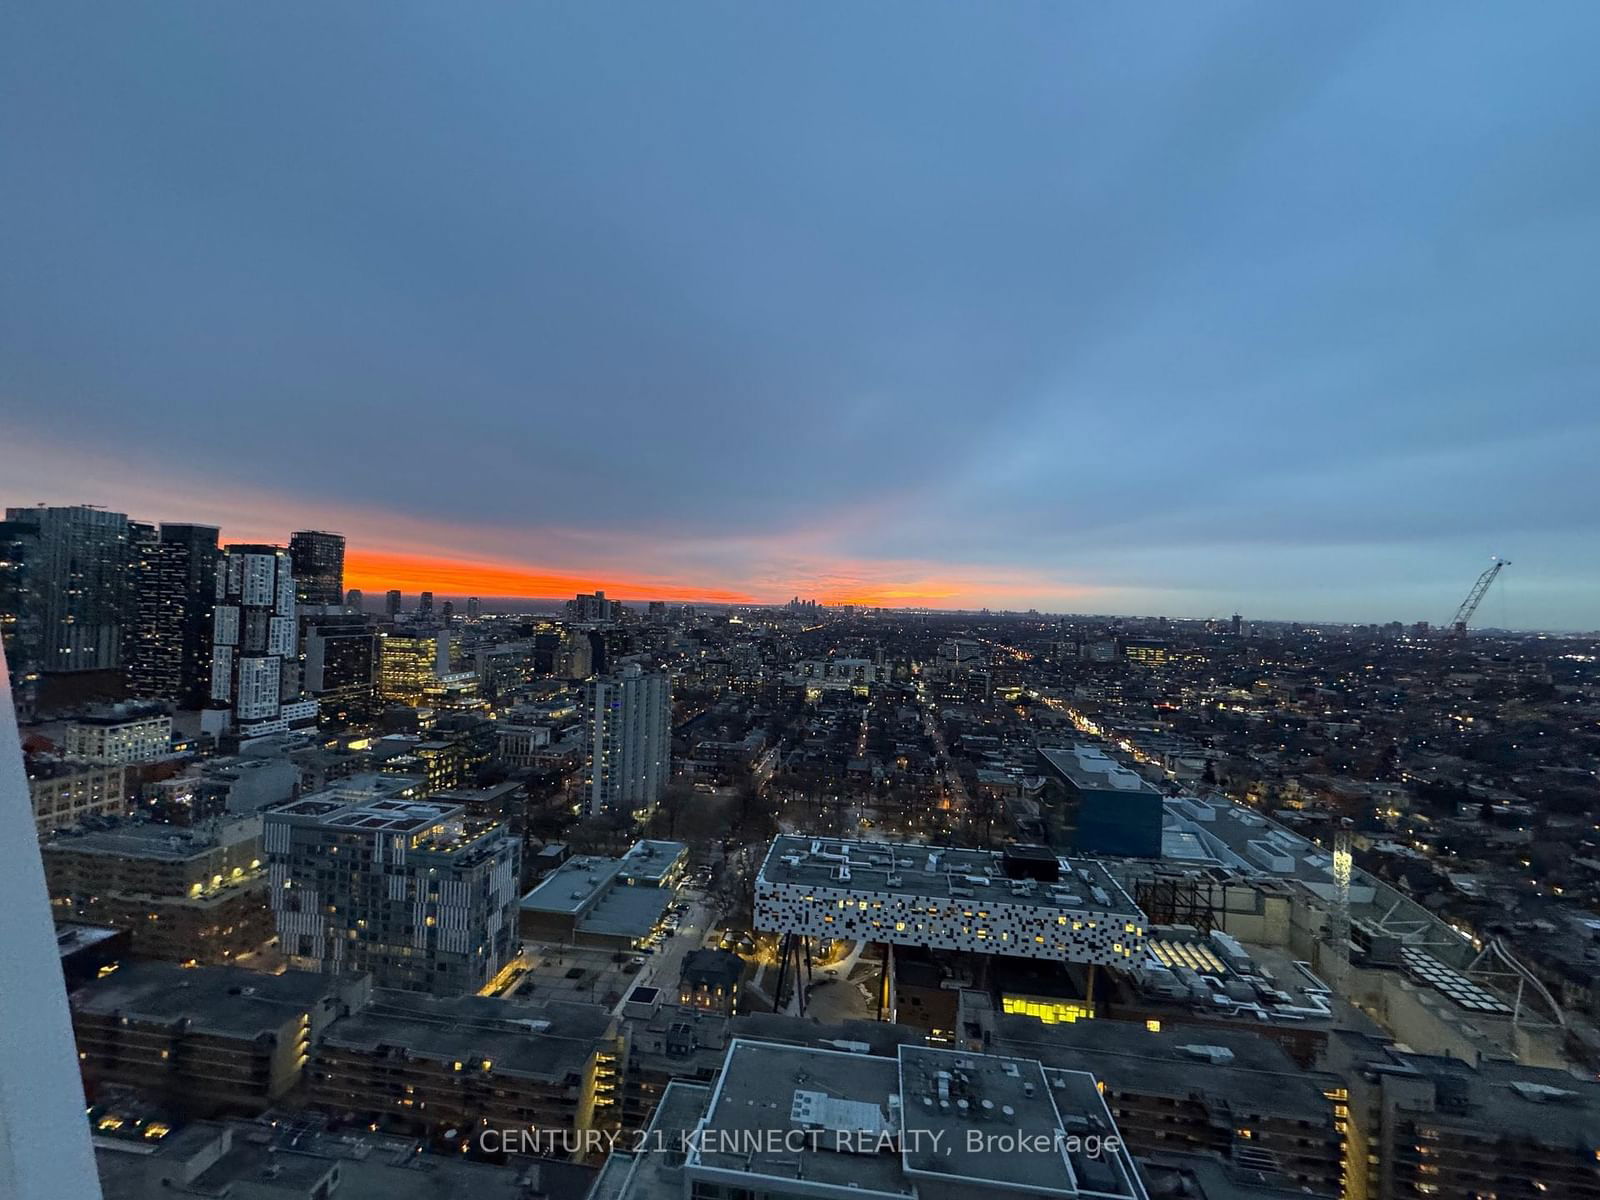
[1450,559,1509,634]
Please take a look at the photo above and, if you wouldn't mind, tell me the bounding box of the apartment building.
[42,816,272,963]
[72,962,369,1114]
[307,990,621,1152]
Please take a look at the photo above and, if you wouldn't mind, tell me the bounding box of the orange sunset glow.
[342,550,758,604]
[339,547,1097,610]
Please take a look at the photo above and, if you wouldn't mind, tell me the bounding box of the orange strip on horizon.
[342,549,757,603]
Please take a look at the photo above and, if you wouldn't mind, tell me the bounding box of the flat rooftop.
[522,855,626,916]
[73,962,356,1039]
[56,923,124,956]
[1162,796,1372,895]
[1139,931,1338,1027]
[577,883,672,940]
[71,704,169,727]
[270,794,461,835]
[758,835,1142,917]
[43,816,258,860]
[687,1039,1144,1199]
[1346,1039,1600,1150]
[327,771,424,798]
[97,1117,596,1200]
[596,1080,710,1200]
[981,1006,1336,1123]
[619,839,688,882]
[898,1044,1142,1198]
[320,990,613,1084]
[691,1040,910,1197]
[1040,745,1161,796]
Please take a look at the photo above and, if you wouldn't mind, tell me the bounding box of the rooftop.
[43,816,259,861]
[898,1044,1143,1199]
[320,990,614,1083]
[685,1039,1145,1199]
[1136,930,1339,1027]
[1346,1036,1600,1150]
[269,794,461,835]
[576,883,673,940]
[72,962,361,1040]
[681,949,743,988]
[1040,745,1161,795]
[619,838,688,882]
[56,923,125,957]
[522,855,626,916]
[70,703,171,727]
[595,1081,710,1200]
[978,1002,1337,1123]
[1162,796,1374,895]
[690,1039,909,1197]
[327,771,425,799]
[96,1117,596,1200]
[758,834,1142,918]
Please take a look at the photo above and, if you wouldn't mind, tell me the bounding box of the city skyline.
[4,5,1599,627]
[0,493,1559,631]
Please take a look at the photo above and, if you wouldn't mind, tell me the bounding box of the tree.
[648,782,697,839]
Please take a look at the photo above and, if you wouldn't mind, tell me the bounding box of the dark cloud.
[2,3,1598,625]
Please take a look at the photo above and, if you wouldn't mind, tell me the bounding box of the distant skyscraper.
[125,522,164,693]
[559,629,593,679]
[440,599,455,622]
[0,518,42,718]
[565,589,619,622]
[377,631,450,706]
[466,596,481,620]
[302,612,377,728]
[418,590,434,618]
[4,504,130,673]
[1231,613,1243,637]
[345,587,363,611]
[206,544,316,739]
[127,522,218,706]
[385,589,402,618]
[288,530,345,607]
[583,663,671,817]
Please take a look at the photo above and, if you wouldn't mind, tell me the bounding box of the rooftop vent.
[1509,1081,1579,1104]
[1177,1044,1235,1065]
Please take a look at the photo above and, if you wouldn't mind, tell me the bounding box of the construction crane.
[1449,559,1509,635]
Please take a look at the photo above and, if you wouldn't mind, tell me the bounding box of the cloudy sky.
[3,4,1597,626]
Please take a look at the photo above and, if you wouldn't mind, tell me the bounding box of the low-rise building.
[520,842,684,950]
[27,758,128,835]
[617,839,688,888]
[598,1037,1149,1200]
[43,816,272,963]
[678,949,743,1015]
[95,1115,596,1200]
[962,992,1345,1198]
[72,962,369,1114]
[64,703,173,764]
[308,990,621,1153]
[1333,1030,1600,1200]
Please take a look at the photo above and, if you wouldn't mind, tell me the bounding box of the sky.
[3,5,1598,628]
